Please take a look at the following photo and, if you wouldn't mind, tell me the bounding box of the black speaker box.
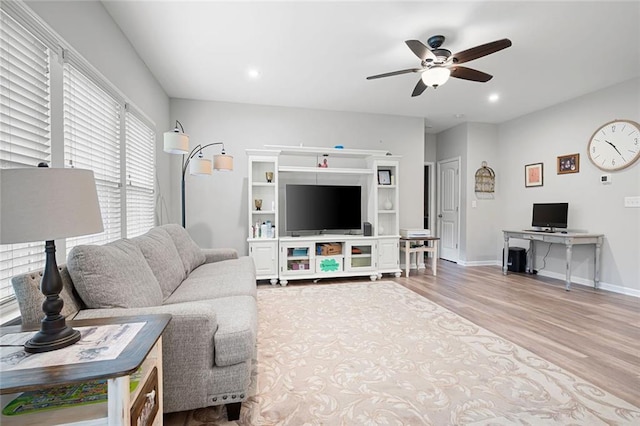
[363,222,372,236]
[503,247,526,273]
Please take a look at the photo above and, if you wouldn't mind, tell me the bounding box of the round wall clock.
[587,119,640,171]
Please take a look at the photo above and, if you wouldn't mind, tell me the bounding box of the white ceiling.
[102,1,640,134]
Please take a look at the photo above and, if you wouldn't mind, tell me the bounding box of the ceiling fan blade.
[449,66,493,82]
[366,68,421,80]
[411,79,428,97]
[451,39,512,64]
[405,40,437,62]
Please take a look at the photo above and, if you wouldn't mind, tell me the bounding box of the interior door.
[437,158,460,262]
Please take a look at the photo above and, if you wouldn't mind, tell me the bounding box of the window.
[0,9,50,305]
[126,111,155,237]
[63,63,121,251]
[1,2,157,318]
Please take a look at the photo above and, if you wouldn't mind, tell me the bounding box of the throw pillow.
[67,239,163,309]
[131,227,186,299]
[161,224,206,275]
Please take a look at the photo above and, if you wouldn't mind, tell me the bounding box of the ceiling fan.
[366,35,512,97]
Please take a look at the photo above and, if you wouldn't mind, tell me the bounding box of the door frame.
[424,161,435,231]
[436,156,461,262]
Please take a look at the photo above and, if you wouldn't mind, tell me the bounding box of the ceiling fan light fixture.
[421,67,451,88]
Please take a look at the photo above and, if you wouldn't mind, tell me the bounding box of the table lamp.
[0,164,104,353]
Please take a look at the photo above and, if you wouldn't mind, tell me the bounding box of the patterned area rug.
[165,281,639,425]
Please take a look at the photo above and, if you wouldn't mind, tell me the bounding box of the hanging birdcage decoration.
[474,161,495,194]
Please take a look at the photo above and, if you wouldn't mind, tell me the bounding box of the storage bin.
[319,243,342,256]
[291,248,308,257]
[315,256,343,273]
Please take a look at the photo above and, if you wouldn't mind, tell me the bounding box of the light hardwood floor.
[389,260,639,406]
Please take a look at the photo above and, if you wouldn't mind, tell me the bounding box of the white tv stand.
[246,146,402,285]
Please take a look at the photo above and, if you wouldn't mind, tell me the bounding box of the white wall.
[498,78,640,294]
[26,0,172,222]
[170,99,424,254]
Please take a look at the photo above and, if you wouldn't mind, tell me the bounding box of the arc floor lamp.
[164,121,233,227]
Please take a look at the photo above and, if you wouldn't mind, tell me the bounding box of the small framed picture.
[557,153,580,174]
[525,163,543,187]
[378,169,392,185]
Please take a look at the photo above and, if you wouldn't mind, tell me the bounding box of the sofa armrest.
[202,248,238,263]
[73,302,218,369]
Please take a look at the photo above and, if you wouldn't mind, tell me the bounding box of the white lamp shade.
[189,157,213,175]
[214,154,234,171]
[421,67,451,87]
[164,131,190,154]
[0,167,104,244]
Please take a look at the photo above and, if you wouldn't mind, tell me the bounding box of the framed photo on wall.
[378,169,392,185]
[525,163,543,187]
[557,153,580,174]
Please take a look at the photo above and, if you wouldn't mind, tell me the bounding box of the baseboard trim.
[459,260,640,298]
[535,270,640,298]
[458,260,497,267]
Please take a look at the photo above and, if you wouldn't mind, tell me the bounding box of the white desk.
[502,230,604,291]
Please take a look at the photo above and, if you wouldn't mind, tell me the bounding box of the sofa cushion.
[131,227,186,299]
[67,239,163,309]
[161,224,206,275]
[163,257,257,304]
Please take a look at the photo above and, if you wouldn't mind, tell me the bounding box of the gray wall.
[169,99,425,254]
[498,78,639,294]
[436,78,639,294]
[466,123,499,264]
[26,0,172,223]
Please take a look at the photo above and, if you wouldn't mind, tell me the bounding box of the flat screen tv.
[285,184,361,234]
[531,203,568,230]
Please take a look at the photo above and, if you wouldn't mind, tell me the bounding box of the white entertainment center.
[246,146,402,285]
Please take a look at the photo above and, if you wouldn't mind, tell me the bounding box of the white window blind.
[63,63,121,252]
[126,112,155,237]
[0,9,50,304]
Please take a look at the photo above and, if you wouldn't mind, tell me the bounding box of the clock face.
[588,120,640,171]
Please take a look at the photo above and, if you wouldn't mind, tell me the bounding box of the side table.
[399,236,440,277]
[0,314,170,425]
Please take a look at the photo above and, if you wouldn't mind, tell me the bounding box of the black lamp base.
[24,326,81,353]
[25,239,82,353]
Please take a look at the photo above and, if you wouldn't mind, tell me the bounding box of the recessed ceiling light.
[454,113,465,119]
[247,68,261,79]
[488,93,499,102]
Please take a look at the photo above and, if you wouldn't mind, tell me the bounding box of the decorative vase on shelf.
[384,198,393,210]
[254,199,262,211]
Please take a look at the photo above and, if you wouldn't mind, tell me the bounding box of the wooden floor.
[166,260,639,423]
[384,260,640,406]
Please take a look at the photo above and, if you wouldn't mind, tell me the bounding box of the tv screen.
[532,203,568,229]
[285,184,361,233]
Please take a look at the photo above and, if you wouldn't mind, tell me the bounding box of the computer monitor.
[531,203,568,231]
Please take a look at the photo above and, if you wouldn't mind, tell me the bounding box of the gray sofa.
[11,224,257,421]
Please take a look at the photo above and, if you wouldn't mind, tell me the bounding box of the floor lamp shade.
[164,131,190,155]
[214,154,234,171]
[0,166,104,353]
[189,157,213,175]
